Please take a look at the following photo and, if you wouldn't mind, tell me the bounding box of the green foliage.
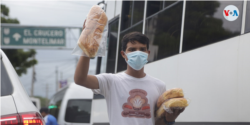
[1,17,19,23]
[1,4,9,16]
[1,4,37,76]
[33,96,50,108]
[2,49,37,76]
[1,4,20,24]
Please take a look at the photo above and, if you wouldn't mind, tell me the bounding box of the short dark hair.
[121,32,149,51]
[40,107,49,114]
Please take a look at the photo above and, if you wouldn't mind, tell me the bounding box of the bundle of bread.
[156,88,188,118]
[77,5,108,57]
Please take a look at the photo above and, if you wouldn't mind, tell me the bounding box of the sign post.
[1,25,67,49]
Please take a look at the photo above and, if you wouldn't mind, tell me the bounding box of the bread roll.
[157,88,184,108]
[156,98,188,118]
[78,5,108,57]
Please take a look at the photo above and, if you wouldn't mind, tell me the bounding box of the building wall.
[144,33,250,122]
[102,0,250,122]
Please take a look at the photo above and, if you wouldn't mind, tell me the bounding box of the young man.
[74,31,184,125]
[40,107,58,125]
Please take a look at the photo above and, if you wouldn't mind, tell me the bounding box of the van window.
[1,60,13,96]
[49,88,67,120]
[65,99,92,123]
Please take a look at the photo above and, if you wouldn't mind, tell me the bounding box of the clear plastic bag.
[157,88,184,108]
[156,98,190,119]
[163,106,184,114]
[162,98,190,114]
[72,5,108,57]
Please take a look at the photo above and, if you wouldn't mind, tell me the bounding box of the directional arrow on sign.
[13,33,21,41]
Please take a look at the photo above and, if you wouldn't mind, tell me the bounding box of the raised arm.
[74,56,99,89]
[74,20,99,89]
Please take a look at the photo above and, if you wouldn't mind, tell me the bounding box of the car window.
[1,60,13,96]
[65,99,92,123]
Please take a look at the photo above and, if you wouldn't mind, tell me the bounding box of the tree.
[33,96,50,108]
[3,49,37,76]
[1,4,37,76]
[1,4,19,23]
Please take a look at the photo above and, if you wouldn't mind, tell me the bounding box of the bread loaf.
[156,98,188,118]
[78,5,108,57]
[157,88,184,108]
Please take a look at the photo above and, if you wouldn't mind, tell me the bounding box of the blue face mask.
[125,51,148,70]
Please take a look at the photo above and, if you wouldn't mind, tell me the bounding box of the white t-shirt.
[93,72,166,125]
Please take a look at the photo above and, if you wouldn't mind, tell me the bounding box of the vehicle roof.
[50,82,94,101]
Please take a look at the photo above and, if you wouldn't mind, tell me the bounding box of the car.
[30,97,41,110]
[49,83,109,125]
[0,49,45,125]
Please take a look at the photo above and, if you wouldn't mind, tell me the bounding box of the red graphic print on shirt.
[121,89,151,118]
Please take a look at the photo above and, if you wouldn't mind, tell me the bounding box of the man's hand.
[165,108,185,122]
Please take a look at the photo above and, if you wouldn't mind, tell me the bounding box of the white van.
[49,83,109,125]
[30,97,41,110]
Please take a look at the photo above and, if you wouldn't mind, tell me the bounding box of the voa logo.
[223,5,239,21]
